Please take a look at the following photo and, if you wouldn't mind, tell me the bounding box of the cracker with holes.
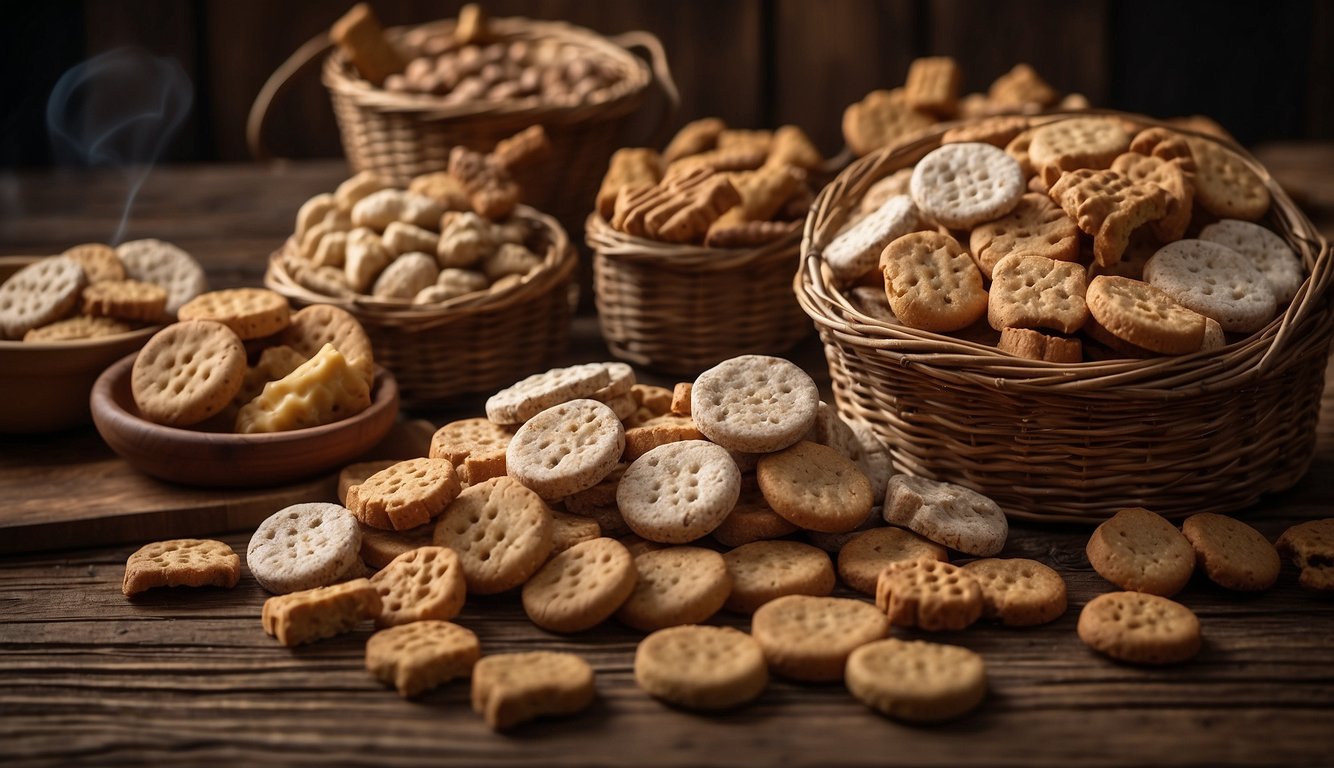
[471,651,596,731]
[131,320,246,427]
[997,327,1082,362]
[24,315,133,342]
[1028,117,1132,187]
[346,457,462,531]
[62,243,124,283]
[691,354,819,453]
[521,537,636,633]
[1085,275,1206,354]
[617,440,740,543]
[884,474,1007,556]
[988,253,1088,334]
[968,192,1079,279]
[506,399,624,499]
[876,558,983,631]
[0,256,86,339]
[837,527,948,596]
[961,558,1067,626]
[824,194,920,283]
[1078,591,1201,665]
[752,595,889,683]
[234,343,371,433]
[634,625,767,711]
[247,502,363,594]
[486,363,611,425]
[1049,168,1169,267]
[880,231,988,332]
[116,239,207,316]
[122,538,241,596]
[1144,239,1276,333]
[366,620,479,698]
[756,441,872,533]
[1199,219,1304,305]
[368,546,466,628]
[1275,518,1334,592]
[262,578,381,647]
[616,546,732,632]
[1182,513,1280,592]
[82,279,168,323]
[722,540,835,614]
[909,142,1024,229]
[1110,151,1194,242]
[177,288,291,340]
[712,486,799,548]
[1086,507,1195,596]
[428,417,514,472]
[280,304,375,388]
[1186,136,1270,221]
[842,89,935,157]
[433,476,554,594]
[846,638,987,723]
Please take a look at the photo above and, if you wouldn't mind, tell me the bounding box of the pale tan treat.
[381,221,439,257]
[352,189,444,232]
[723,540,835,614]
[622,417,705,462]
[662,117,727,163]
[343,228,394,293]
[625,383,674,426]
[1086,275,1206,354]
[968,192,1080,278]
[988,63,1058,108]
[1005,127,1038,178]
[716,128,773,153]
[875,558,983,631]
[596,148,664,219]
[279,304,375,388]
[597,392,637,422]
[755,441,872,533]
[115,239,207,316]
[752,595,889,682]
[486,363,611,425]
[300,219,338,261]
[837,527,948,596]
[1086,507,1194,596]
[130,320,244,426]
[711,486,798,548]
[803,400,861,460]
[522,537,636,632]
[842,88,934,157]
[480,243,540,282]
[996,327,1082,362]
[356,519,434,569]
[122,538,240,596]
[23,315,132,342]
[846,638,987,723]
[296,193,338,239]
[346,458,461,532]
[824,195,920,283]
[177,288,290,341]
[883,474,1007,556]
[448,145,521,220]
[941,115,1029,148]
[903,56,961,117]
[1198,316,1226,352]
[1180,513,1279,592]
[1186,136,1270,221]
[1144,239,1275,334]
[987,253,1088,334]
[471,651,595,731]
[235,344,371,433]
[691,354,819,454]
[247,502,363,594]
[81,279,167,323]
[727,163,805,222]
[1028,117,1132,187]
[1110,151,1194,242]
[880,231,988,333]
[634,625,766,710]
[910,142,1025,229]
[1275,518,1334,592]
[262,578,381,647]
[429,417,513,468]
[666,144,767,176]
[311,231,348,269]
[617,440,740,544]
[1051,169,1170,267]
[426,268,490,301]
[507,399,624,499]
[956,92,994,118]
[371,252,438,300]
[1078,591,1201,665]
[648,173,742,244]
[334,171,391,211]
[586,361,635,402]
[961,558,1067,626]
[61,243,124,283]
[437,212,496,269]
[330,2,405,85]
[551,510,601,553]
[1200,219,1304,306]
[459,451,507,485]
[767,124,823,170]
[616,546,731,632]
[0,256,85,339]
[705,218,799,251]
[433,476,554,594]
[490,124,550,172]
[562,463,625,516]
[611,167,704,237]
[366,620,479,698]
[858,168,916,216]
[407,172,470,211]
[291,260,356,299]
[368,546,466,628]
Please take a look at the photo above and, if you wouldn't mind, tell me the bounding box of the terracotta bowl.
[0,256,161,433]
[90,353,400,488]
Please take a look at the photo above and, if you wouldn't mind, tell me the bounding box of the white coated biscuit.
[883,474,1008,556]
[1144,239,1276,333]
[690,355,819,454]
[486,363,612,425]
[506,399,625,499]
[909,142,1024,229]
[824,195,920,283]
[116,239,208,316]
[1198,219,1304,305]
[617,440,741,543]
[247,502,363,594]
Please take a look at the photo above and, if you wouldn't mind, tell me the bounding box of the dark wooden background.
[2,0,1331,171]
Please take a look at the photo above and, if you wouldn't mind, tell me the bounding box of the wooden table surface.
[2,153,1333,767]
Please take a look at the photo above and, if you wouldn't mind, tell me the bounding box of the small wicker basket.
[265,206,576,407]
[586,213,812,376]
[796,112,1334,523]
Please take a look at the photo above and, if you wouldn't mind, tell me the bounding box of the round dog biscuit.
[616,546,731,632]
[722,540,835,614]
[634,625,767,710]
[507,399,624,500]
[1186,137,1270,221]
[368,546,466,628]
[751,595,889,682]
[691,355,819,454]
[365,620,480,698]
[122,538,241,596]
[1276,518,1334,592]
[1199,219,1304,305]
[522,537,636,633]
[62,243,124,283]
[909,142,1024,229]
[247,502,363,594]
[346,458,462,532]
[883,474,1007,556]
[0,256,86,339]
[470,651,595,731]
[824,194,920,283]
[116,238,207,315]
[757,441,872,533]
[880,231,988,333]
[1078,591,1201,665]
[838,527,948,596]
[24,314,133,342]
[711,486,799,548]
[1144,239,1276,334]
[433,476,553,594]
[1086,275,1206,355]
[357,520,434,570]
[1028,117,1131,187]
[82,279,168,322]
[550,510,601,553]
[617,440,740,544]
[1086,507,1195,596]
[485,363,612,425]
[875,559,983,631]
[961,558,1067,626]
[1181,513,1280,592]
[968,193,1080,279]
[131,320,246,427]
[987,253,1089,334]
[846,638,986,723]
[178,288,291,340]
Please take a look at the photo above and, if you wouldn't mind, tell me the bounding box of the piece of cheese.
[235,343,371,433]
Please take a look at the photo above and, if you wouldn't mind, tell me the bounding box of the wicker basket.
[249,17,677,236]
[586,213,812,376]
[265,206,576,407]
[796,112,1334,523]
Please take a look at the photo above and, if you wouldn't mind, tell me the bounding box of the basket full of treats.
[265,127,577,406]
[586,119,827,375]
[797,110,1333,522]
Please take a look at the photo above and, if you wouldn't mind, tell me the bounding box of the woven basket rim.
[797,109,1334,397]
[585,212,801,271]
[266,204,575,330]
[321,16,651,122]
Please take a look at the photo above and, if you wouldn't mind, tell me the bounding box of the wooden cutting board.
[0,419,435,555]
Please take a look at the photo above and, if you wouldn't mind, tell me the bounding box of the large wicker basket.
[796,112,1334,523]
[265,206,576,407]
[586,213,812,376]
[249,16,676,237]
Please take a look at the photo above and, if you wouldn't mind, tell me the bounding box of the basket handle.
[247,30,333,162]
[609,30,680,147]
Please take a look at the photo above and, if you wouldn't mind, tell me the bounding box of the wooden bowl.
[0,256,161,433]
[90,353,400,488]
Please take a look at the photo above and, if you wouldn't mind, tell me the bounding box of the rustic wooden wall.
[2,0,1329,169]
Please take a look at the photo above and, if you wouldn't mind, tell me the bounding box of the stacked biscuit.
[827,116,1302,360]
[280,126,552,305]
[596,119,823,248]
[0,239,205,341]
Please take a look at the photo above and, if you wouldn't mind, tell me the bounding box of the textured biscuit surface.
[62,243,125,283]
[691,355,819,453]
[24,314,133,342]
[365,620,480,698]
[122,538,240,596]
[0,256,87,339]
[987,253,1088,334]
[756,441,872,533]
[346,458,462,532]
[837,527,948,596]
[433,476,553,594]
[471,651,596,731]
[1077,591,1201,665]
[279,304,375,388]
[617,440,740,543]
[1199,219,1304,305]
[1085,275,1206,355]
[1276,518,1334,592]
[824,195,920,283]
[711,486,800,548]
[1186,137,1270,221]
[1086,507,1195,596]
[248,502,363,594]
[521,537,636,633]
[368,546,466,628]
[722,540,836,614]
[131,320,246,427]
[883,475,1007,556]
[116,239,208,315]
[751,595,889,682]
[261,578,381,647]
[486,363,612,425]
[880,231,988,333]
[961,558,1067,626]
[846,638,987,723]
[506,399,624,499]
[968,193,1080,279]
[876,559,983,631]
[634,625,767,710]
[177,288,291,340]
[909,142,1024,229]
[616,546,732,632]
[1144,239,1275,333]
[1181,513,1280,592]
